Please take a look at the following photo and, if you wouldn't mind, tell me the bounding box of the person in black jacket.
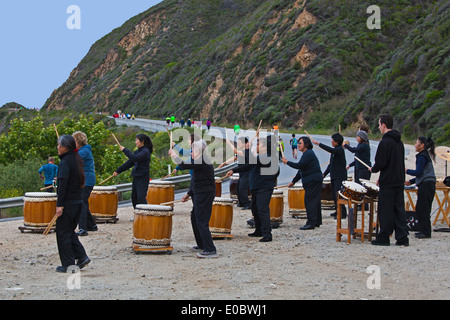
[170,139,218,258]
[344,130,371,184]
[113,133,152,209]
[370,114,409,246]
[405,137,436,239]
[282,136,323,230]
[226,134,279,242]
[55,135,90,273]
[312,133,347,218]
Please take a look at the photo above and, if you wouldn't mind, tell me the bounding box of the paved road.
[112,117,381,191]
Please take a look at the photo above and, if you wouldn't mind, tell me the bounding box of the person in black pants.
[312,133,347,219]
[282,136,323,230]
[370,114,409,246]
[227,134,279,242]
[113,133,153,208]
[405,137,436,239]
[55,135,90,273]
[170,139,218,258]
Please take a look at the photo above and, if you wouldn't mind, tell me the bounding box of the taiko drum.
[269,189,284,226]
[147,180,174,205]
[132,204,174,252]
[209,197,234,238]
[89,186,118,221]
[288,183,306,218]
[22,192,57,229]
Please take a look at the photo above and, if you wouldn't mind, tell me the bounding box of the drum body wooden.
[209,197,234,238]
[133,205,174,252]
[270,190,284,226]
[339,181,367,202]
[321,177,334,207]
[288,184,306,217]
[147,180,174,205]
[229,174,239,199]
[89,186,118,222]
[215,177,222,197]
[360,179,379,200]
[22,192,57,229]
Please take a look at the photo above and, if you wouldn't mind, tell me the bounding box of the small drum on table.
[339,181,367,203]
[321,177,334,209]
[336,181,367,243]
[132,204,174,253]
[147,180,175,206]
[19,192,57,233]
[215,177,222,197]
[269,189,284,227]
[89,186,119,223]
[229,174,239,200]
[288,183,306,218]
[360,179,379,200]
[209,197,234,239]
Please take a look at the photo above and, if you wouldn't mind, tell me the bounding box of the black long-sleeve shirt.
[176,156,216,196]
[233,152,279,191]
[320,143,347,181]
[57,151,83,207]
[116,146,151,178]
[287,149,323,185]
[344,142,371,170]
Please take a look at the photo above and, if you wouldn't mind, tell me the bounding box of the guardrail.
[0,162,237,211]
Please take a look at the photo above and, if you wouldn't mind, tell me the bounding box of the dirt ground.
[1,144,449,301]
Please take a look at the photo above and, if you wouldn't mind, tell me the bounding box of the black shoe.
[77,257,91,269]
[248,232,262,237]
[395,238,409,246]
[242,206,251,210]
[415,232,431,239]
[87,225,98,232]
[299,224,315,230]
[77,229,88,236]
[330,212,337,217]
[259,236,272,242]
[55,266,67,273]
[371,239,390,246]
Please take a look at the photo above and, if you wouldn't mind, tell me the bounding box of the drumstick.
[161,173,173,181]
[249,121,263,144]
[99,174,115,185]
[354,156,371,170]
[43,214,58,235]
[216,175,229,183]
[274,184,289,189]
[169,131,173,151]
[53,124,59,139]
[40,185,54,191]
[112,133,121,146]
[320,160,330,167]
[160,199,186,206]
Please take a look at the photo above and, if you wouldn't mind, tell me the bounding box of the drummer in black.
[226,134,279,242]
[312,133,347,218]
[370,114,409,246]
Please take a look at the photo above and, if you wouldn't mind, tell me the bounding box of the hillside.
[40,0,449,144]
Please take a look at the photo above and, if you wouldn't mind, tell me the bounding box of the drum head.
[93,186,117,191]
[213,197,234,204]
[342,181,366,193]
[135,204,173,211]
[149,180,174,186]
[24,192,57,198]
[360,179,379,192]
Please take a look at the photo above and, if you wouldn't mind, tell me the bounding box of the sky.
[0,0,163,109]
